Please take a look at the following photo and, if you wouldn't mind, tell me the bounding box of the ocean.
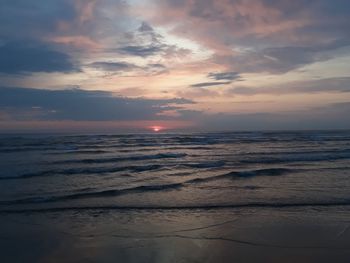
[1,131,350,262]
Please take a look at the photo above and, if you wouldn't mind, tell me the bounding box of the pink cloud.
[48,35,102,50]
[150,0,311,53]
[144,0,349,74]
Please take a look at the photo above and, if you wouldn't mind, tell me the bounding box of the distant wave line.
[2,201,350,214]
[51,152,187,165]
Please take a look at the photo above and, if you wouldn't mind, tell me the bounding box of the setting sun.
[151,126,162,132]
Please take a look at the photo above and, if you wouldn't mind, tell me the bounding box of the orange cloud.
[48,36,102,50]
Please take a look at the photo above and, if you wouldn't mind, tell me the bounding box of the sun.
[151,126,162,132]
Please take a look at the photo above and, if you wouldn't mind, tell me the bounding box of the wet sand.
[1,207,350,263]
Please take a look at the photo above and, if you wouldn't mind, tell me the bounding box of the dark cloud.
[0,0,127,42]
[0,0,88,75]
[87,61,167,75]
[208,72,242,81]
[178,102,350,131]
[117,21,191,58]
[0,0,76,40]
[87,61,138,72]
[138,22,154,32]
[0,0,129,73]
[0,87,193,121]
[191,81,231,88]
[229,77,350,95]
[1,87,350,131]
[118,45,163,57]
[117,22,165,56]
[0,41,78,74]
[188,71,242,90]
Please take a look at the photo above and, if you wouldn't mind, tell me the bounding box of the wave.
[52,152,187,165]
[241,151,350,164]
[186,168,296,184]
[0,168,296,205]
[0,183,184,205]
[246,148,350,157]
[0,147,58,153]
[51,150,111,155]
[2,200,350,214]
[183,160,226,169]
[227,168,294,177]
[0,164,164,180]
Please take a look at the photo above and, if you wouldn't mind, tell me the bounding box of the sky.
[0,0,350,132]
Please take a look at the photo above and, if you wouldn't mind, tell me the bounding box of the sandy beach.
[1,206,350,262]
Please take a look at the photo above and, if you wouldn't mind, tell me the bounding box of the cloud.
[116,87,149,97]
[87,61,138,72]
[2,0,350,77]
[118,45,163,57]
[1,0,350,133]
[190,81,231,88]
[229,77,350,95]
[217,39,350,74]
[0,0,130,59]
[1,87,350,131]
[151,0,350,73]
[208,72,242,81]
[178,101,350,131]
[188,71,242,89]
[177,87,220,99]
[87,61,167,75]
[0,87,193,121]
[0,0,76,40]
[138,22,154,32]
[0,0,119,75]
[144,63,168,75]
[116,21,191,59]
[0,41,78,74]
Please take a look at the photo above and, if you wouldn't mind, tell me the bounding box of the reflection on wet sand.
[1,207,350,263]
